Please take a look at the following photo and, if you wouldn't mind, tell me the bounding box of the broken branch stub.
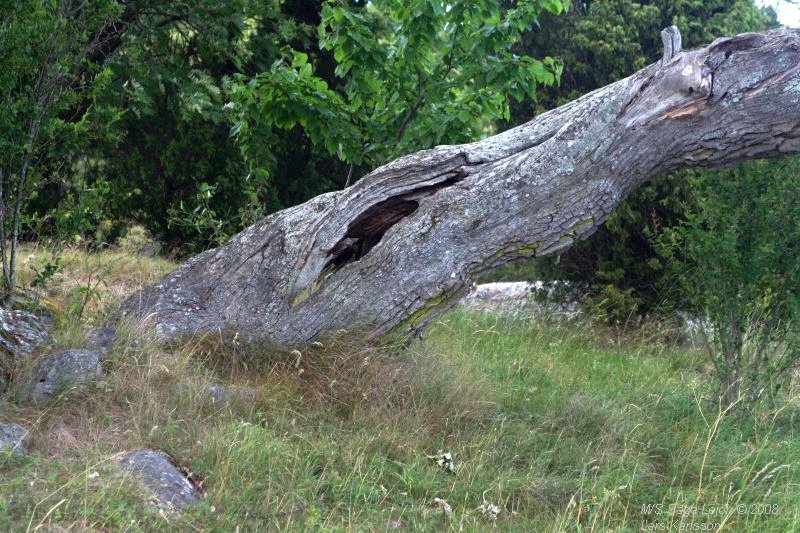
[115,27,800,347]
[661,25,683,65]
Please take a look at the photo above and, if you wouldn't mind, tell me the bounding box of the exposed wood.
[115,27,800,347]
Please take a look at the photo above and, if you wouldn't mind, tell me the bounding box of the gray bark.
[116,28,800,347]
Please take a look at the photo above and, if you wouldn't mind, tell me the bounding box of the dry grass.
[1,247,800,530]
[15,241,175,325]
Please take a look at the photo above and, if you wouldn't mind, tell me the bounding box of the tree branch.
[394,68,426,142]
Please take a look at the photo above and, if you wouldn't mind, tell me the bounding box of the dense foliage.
[4,0,569,255]
[655,158,800,404]
[0,0,121,292]
[230,0,565,177]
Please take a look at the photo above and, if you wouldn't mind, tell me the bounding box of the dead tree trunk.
[117,27,800,346]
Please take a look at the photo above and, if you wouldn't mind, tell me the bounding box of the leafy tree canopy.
[21,0,569,252]
[229,0,569,182]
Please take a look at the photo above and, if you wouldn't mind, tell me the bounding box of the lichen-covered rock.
[460,281,584,317]
[0,309,51,388]
[204,384,256,405]
[672,313,713,346]
[196,384,256,406]
[1,307,51,392]
[0,308,51,358]
[176,382,256,407]
[17,349,103,405]
[0,422,28,455]
[117,449,200,510]
[461,282,531,313]
[84,327,117,357]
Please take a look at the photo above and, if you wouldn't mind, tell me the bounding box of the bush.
[581,285,641,327]
[656,156,800,406]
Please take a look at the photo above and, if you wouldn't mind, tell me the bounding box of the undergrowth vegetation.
[2,248,800,531]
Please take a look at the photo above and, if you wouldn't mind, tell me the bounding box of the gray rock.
[672,312,713,347]
[460,281,585,317]
[461,282,530,313]
[0,308,51,359]
[1,308,52,393]
[137,243,160,257]
[17,349,103,405]
[84,327,117,357]
[117,449,200,510]
[0,423,28,455]
[177,382,256,406]
[202,384,256,405]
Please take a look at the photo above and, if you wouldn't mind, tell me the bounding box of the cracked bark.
[116,27,800,347]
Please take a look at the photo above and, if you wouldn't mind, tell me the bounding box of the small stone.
[431,497,453,517]
[0,423,28,455]
[137,243,159,257]
[17,349,103,405]
[177,382,256,406]
[116,449,200,510]
[478,502,501,521]
[204,384,256,405]
[84,327,117,357]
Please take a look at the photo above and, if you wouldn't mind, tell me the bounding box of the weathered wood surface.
[116,27,800,346]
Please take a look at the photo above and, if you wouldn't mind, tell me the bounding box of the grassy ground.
[2,247,800,531]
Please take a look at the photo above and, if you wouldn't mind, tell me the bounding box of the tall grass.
[1,248,800,530]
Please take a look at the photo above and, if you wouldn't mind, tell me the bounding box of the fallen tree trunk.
[117,27,800,346]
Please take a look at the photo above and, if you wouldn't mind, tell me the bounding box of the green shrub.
[656,157,800,406]
[581,285,641,327]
